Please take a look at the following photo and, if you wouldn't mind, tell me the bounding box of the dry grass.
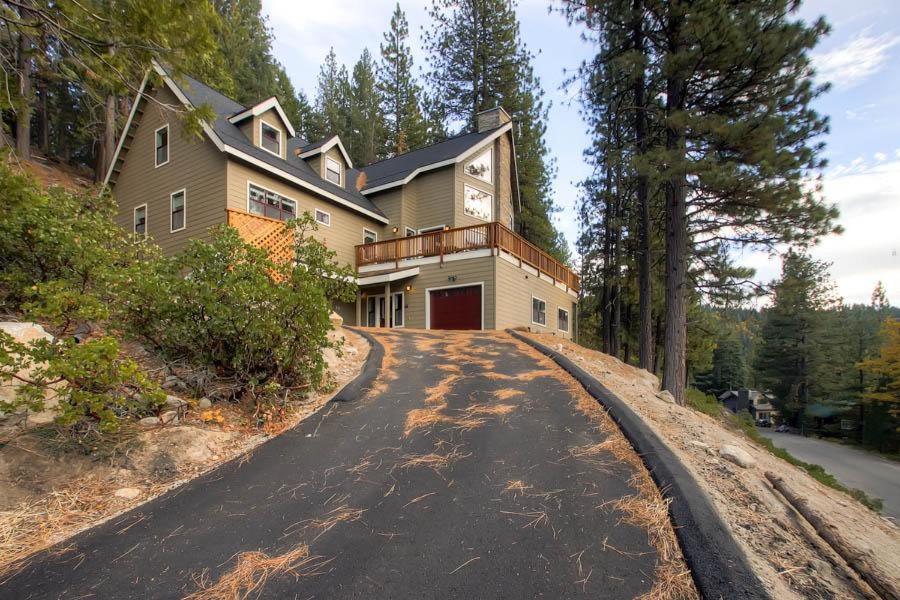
[462,403,515,419]
[400,445,472,475]
[290,505,366,542]
[424,374,462,405]
[493,388,525,401]
[185,544,330,600]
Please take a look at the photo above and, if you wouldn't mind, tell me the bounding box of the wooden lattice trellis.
[227,209,295,264]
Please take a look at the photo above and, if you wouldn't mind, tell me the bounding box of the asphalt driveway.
[757,428,900,520]
[1,330,661,599]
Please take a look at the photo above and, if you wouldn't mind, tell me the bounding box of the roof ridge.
[360,127,495,169]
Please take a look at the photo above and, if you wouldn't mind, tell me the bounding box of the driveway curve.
[0,330,675,599]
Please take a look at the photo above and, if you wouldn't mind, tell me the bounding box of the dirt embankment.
[526,333,900,600]
[0,328,369,580]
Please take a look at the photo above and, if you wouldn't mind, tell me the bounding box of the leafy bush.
[685,387,722,418]
[117,218,356,414]
[0,160,164,445]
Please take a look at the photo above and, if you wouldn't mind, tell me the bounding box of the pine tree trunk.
[16,29,33,160]
[633,0,653,371]
[96,93,117,181]
[662,14,688,406]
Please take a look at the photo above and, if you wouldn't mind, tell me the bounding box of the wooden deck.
[355,222,580,292]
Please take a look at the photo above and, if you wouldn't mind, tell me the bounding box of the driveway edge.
[508,330,769,600]
[334,327,384,402]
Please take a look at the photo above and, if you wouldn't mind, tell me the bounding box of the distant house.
[718,389,778,421]
[104,61,579,335]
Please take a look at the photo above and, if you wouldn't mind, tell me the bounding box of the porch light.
[405,284,412,292]
[392,226,399,233]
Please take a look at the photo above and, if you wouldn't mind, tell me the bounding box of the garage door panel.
[429,286,482,330]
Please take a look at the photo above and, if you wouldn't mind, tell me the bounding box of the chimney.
[476,106,511,132]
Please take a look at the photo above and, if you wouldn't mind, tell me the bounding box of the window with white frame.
[392,292,404,327]
[557,307,569,332]
[363,228,377,244]
[134,205,147,237]
[325,157,342,185]
[532,297,546,326]
[405,227,417,237]
[248,183,296,221]
[315,208,331,227]
[170,190,186,232]
[154,125,169,167]
[260,121,281,156]
[464,185,493,221]
[464,147,492,183]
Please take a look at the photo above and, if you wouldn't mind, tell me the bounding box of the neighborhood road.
[1,330,662,599]
[757,428,900,520]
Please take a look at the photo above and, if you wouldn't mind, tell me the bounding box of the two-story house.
[105,63,579,336]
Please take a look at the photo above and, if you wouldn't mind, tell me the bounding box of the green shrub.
[117,219,356,412]
[0,160,164,446]
[685,387,722,418]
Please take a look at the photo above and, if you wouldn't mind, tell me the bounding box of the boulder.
[159,410,179,425]
[656,390,676,404]
[0,322,58,424]
[197,397,212,409]
[161,375,187,391]
[113,487,141,500]
[329,312,344,328]
[165,395,187,408]
[139,416,160,427]
[345,345,359,356]
[719,444,756,468]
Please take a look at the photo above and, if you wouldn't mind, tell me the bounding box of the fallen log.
[765,471,896,600]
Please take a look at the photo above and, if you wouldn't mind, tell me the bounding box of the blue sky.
[263,0,899,305]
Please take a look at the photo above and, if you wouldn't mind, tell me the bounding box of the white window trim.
[418,224,446,234]
[405,227,417,237]
[391,291,405,328]
[557,307,570,333]
[464,146,493,184]
[463,184,494,222]
[315,208,332,227]
[325,156,343,186]
[133,203,148,238]
[259,119,282,158]
[246,180,297,220]
[169,188,186,233]
[424,282,485,331]
[531,295,547,327]
[363,227,378,243]
[154,124,170,168]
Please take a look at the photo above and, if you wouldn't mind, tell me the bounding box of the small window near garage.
[134,204,147,237]
[260,121,281,156]
[557,307,569,332]
[532,297,546,326]
[392,292,404,327]
[464,147,492,183]
[155,125,169,167]
[170,190,186,232]
[325,157,342,185]
[363,228,377,244]
[464,185,493,221]
[248,183,296,221]
[315,208,331,227]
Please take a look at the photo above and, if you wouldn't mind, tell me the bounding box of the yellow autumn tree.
[859,318,900,407]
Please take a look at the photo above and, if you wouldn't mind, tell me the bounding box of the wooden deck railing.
[355,222,580,292]
[227,209,295,264]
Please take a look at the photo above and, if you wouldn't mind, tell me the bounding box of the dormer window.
[260,121,281,156]
[325,157,342,185]
[465,147,492,183]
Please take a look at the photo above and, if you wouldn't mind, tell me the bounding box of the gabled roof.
[298,134,354,168]
[359,124,512,194]
[227,96,296,137]
[104,62,387,224]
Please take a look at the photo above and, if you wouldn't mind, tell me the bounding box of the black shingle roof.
[166,71,386,220]
[359,128,503,191]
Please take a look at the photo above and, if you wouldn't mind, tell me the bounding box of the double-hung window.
[134,205,147,237]
[260,122,281,156]
[532,297,547,326]
[248,183,296,221]
[170,190,186,232]
[155,125,169,167]
[325,157,342,185]
[558,308,569,332]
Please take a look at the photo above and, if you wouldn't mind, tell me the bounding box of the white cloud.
[813,31,900,90]
[874,152,887,162]
[741,160,900,305]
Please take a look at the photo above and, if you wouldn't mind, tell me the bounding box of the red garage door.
[429,286,482,330]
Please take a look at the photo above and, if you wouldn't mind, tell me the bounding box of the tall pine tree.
[348,49,385,165]
[424,0,568,261]
[315,48,352,142]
